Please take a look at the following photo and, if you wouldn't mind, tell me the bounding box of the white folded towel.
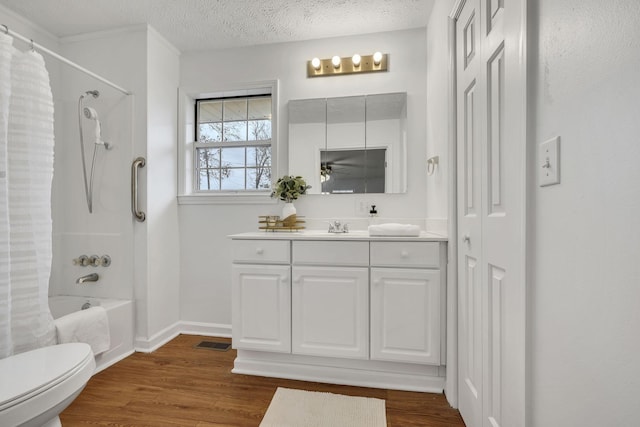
[55,306,110,356]
[368,223,421,237]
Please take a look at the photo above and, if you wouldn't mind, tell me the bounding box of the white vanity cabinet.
[370,242,443,364]
[231,240,291,353]
[229,232,448,393]
[291,241,370,359]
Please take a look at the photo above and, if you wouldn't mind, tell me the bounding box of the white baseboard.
[134,321,232,353]
[178,321,232,338]
[135,322,181,353]
[233,352,445,393]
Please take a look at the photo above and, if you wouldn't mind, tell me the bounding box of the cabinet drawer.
[370,242,440,268]
[232,240,290,264]
[292,241,369,266]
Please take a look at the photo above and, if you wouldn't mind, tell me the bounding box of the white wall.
[426,0,453,227]
[144,28,181,338]
[179,29,429,326]
[528,1,640,425]
[426,0,455,404]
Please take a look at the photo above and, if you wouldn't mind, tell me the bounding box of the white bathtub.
[48,295,134,373]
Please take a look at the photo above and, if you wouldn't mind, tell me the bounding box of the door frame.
[446,0,528,424]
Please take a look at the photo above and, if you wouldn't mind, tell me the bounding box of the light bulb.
[352,54,361,67]
[373,51,383,65]
[311,57,321,70]
[331,55,341,68]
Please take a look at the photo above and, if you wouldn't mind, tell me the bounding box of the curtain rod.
[2,24,132,96]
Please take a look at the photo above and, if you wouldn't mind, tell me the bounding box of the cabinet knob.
[255,247,264,255]
[462,235,471,244]
[373,279,381,285]
[281,275,289,283]
[292,276,301,284]
[400,250,409,258]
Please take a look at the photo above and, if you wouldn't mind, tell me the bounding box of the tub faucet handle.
[75,255,89,266]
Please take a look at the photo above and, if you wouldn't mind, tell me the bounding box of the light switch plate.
[539,136,560,187]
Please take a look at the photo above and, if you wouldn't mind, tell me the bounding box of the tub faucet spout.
[76,273,99,284]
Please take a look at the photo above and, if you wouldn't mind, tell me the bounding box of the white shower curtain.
[0,32,56,358]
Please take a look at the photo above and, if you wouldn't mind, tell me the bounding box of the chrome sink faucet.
[76,272,99,284]
[327,220,349,233]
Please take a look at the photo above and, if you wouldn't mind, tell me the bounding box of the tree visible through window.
[195,95,272,191]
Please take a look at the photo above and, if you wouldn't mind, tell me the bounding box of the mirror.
[289,92,407,194]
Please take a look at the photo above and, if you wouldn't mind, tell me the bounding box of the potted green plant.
[271,175,311,224]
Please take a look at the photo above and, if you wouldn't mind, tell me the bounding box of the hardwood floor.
[61,334,465,426]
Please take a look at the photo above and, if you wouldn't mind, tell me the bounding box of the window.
[195,94,272,192]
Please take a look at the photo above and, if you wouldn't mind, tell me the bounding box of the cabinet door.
[292,266,369,359]
[232,264,290,353]
[371,268,441,364]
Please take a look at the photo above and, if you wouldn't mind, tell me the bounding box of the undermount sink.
[301,229,369,237]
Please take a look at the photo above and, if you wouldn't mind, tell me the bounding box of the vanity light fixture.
[373,51,383,65]
[307,52,388,78]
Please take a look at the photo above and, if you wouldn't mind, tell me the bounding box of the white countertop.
[229,230,448,242]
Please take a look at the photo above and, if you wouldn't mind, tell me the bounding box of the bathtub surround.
[0,30,57,358]
[45,24,180,352]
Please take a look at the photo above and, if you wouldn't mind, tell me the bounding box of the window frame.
[194,94,273,193]
[178,80,279,205]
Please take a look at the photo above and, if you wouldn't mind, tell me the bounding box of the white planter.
[281,202,296,222]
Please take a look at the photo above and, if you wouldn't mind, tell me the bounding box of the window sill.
[178,193,278,205]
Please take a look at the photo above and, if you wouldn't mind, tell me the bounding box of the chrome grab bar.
[131,157,146,222]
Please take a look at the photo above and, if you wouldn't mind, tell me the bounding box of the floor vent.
[194,341,231,352]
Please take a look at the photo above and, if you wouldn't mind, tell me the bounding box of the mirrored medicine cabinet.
[288,92,407,194]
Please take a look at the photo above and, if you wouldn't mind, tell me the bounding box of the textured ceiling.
[0,0,434,52]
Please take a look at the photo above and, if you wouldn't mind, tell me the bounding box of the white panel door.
[370,268,441,364]
[232,264,291,353]
[291,266,369,359]
[456,0,484,424]
[454,0,526,426]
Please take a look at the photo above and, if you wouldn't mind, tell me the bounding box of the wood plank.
[61,334,464,426]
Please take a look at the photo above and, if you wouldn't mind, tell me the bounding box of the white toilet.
[0,342,95,427]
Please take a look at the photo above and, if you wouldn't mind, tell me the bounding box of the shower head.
[82,107,108,148]
[84,90,99,99]
[83,107,99,120]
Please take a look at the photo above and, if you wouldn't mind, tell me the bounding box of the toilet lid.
[0,343,94,410]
